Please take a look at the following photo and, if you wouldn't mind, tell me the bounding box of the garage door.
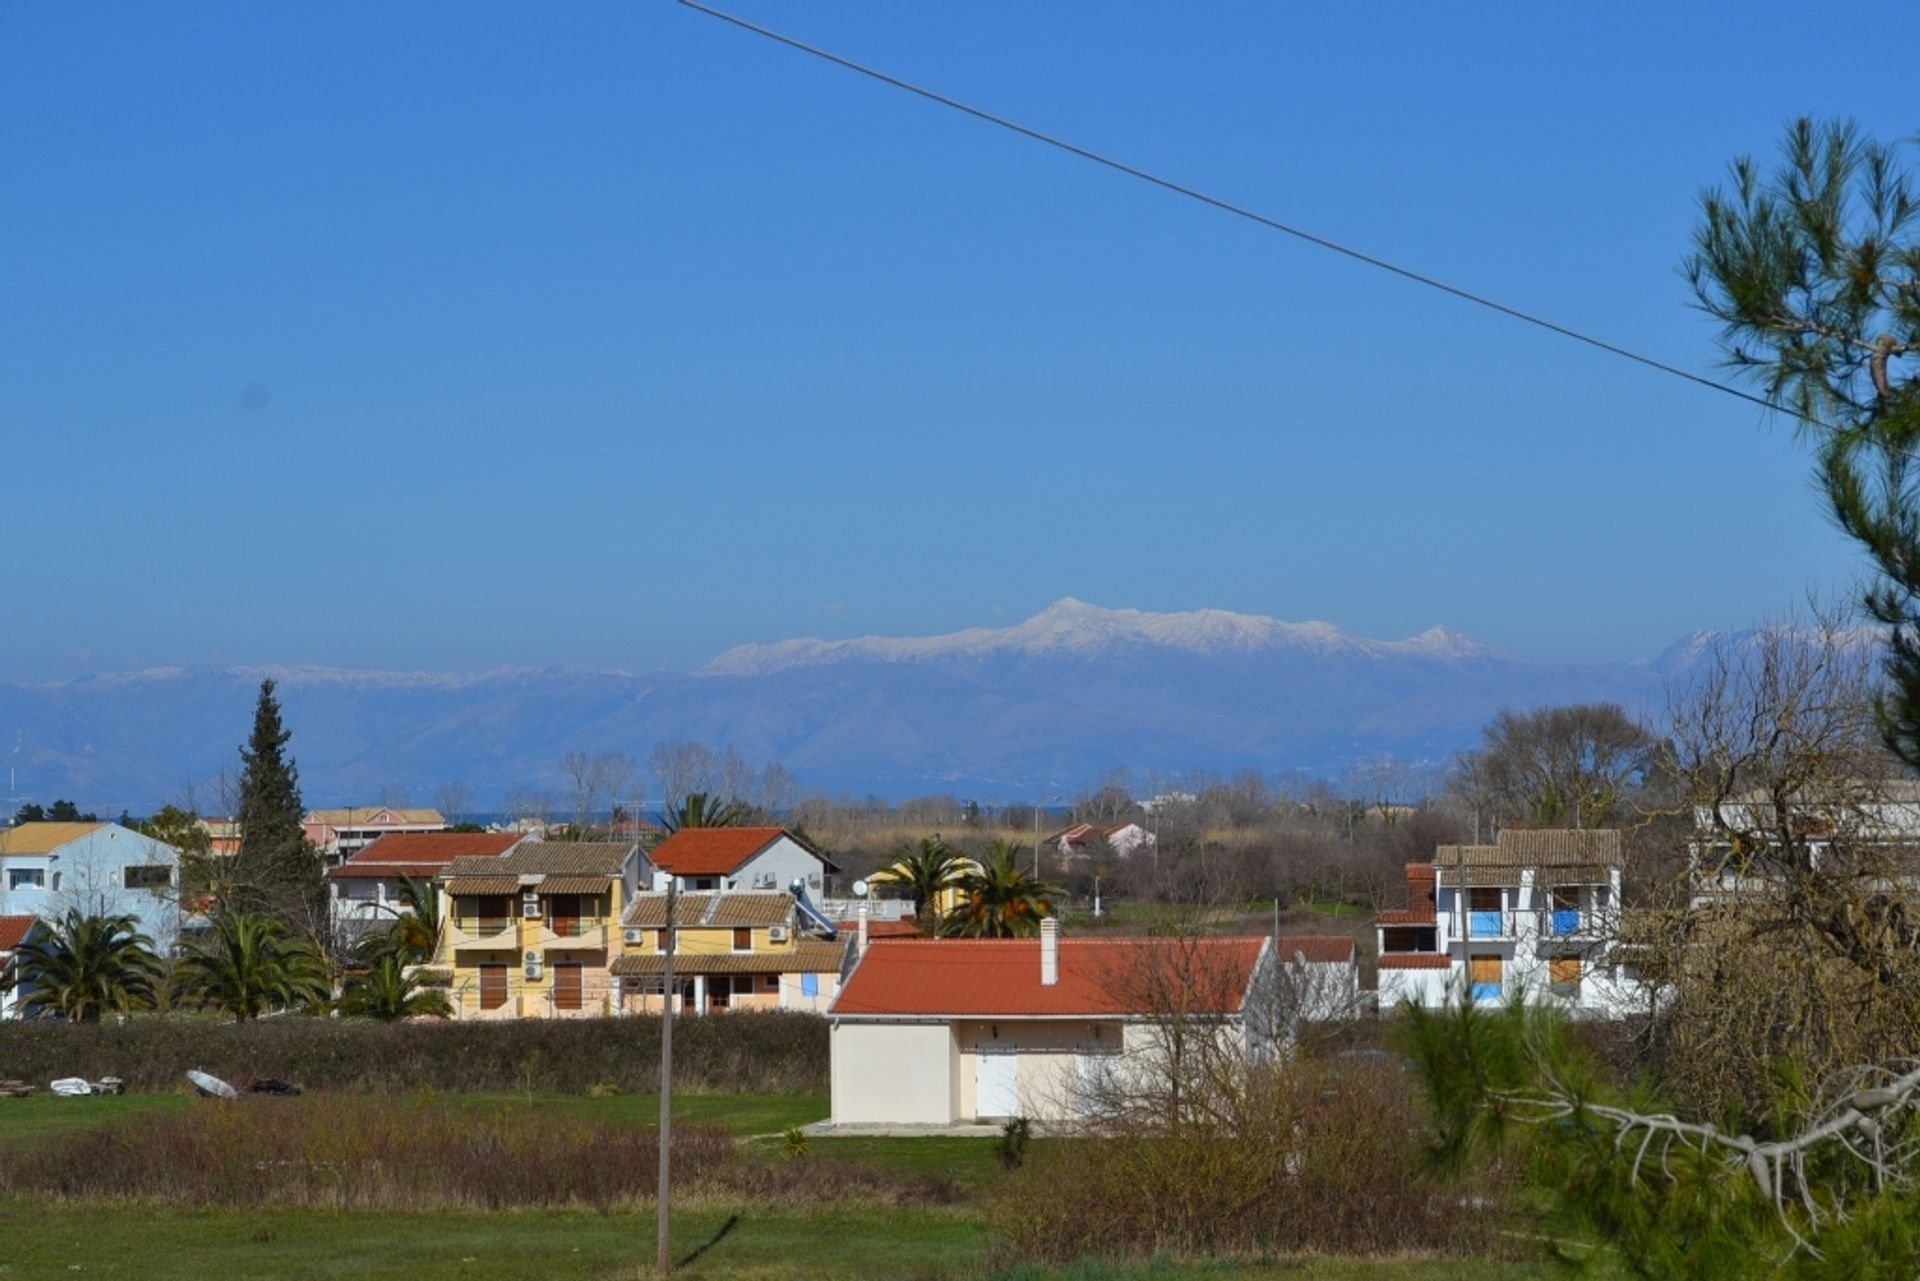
[975,1052,1018,1118]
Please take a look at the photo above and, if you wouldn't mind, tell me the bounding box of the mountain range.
[1,598,1738,813]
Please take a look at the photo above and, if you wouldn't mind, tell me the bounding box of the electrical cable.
[678,1,1790,417]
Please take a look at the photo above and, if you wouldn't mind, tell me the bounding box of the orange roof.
[647,827,789,876]
[327,831,520,880]
[1378,953,1451,969]
[832,936,1269,1018]
[0,915,37,952]
[1378,863,1438,925]
[1274,935,1356,964]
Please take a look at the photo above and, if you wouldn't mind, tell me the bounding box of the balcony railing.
[449,920,514,950]
[536,921,608,950]
[1536,907,1618,941]
[1460,909,1519,940]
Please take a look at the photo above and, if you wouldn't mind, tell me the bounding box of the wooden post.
[656,877,677,1274]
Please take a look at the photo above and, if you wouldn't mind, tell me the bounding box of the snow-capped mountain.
[701,598,1506,675]
[0,600,1766,812]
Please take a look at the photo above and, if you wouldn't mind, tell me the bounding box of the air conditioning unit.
[523,950,544,980]
[623,928,644,945]
[768,925,789,943]
[522,892,543,919]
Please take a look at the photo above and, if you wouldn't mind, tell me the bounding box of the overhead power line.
[678,0,1784,417]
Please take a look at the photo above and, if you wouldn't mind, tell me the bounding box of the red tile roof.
[1377,863,1438,925]
[1377,954,1452,970]
[647,827,789,876]
[832,936,1269,1018]
[327,831,520,880]
[0,915,38,952]
[1273,935,1357,964]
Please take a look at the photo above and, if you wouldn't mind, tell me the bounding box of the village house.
[305,806,446,867]
[610,890,849,1015]
[645,826,837,895]
[434,840,642,1019]
[0,822,184,953]
[1045,821,1157,861]
[826,923,1278,1127]
[327,830,523,940]
[0,915,43,1019]
[1375,828,1645,1016]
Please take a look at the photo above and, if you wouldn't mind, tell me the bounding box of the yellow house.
[435,841,641,1019]
[612,891,848,1015]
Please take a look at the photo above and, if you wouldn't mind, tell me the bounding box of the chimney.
[1040,917,1059,986]
[857,901,870,958]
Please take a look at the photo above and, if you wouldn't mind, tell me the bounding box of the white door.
[974,1051,1018,1118]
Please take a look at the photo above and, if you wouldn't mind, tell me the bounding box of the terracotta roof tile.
[625,893,795,929]
[612,938,847,977]
[328,832,521,880]
[1378,954,1452,970]
[1274,935,1356,964]
[646,828,788,876]
[443,841,634,881]
[0,915,38,952]
[831,936,1268,1018]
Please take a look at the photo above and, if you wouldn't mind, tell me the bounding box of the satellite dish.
[852,879,869,897]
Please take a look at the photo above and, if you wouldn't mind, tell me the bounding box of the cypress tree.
[232,679,323,933]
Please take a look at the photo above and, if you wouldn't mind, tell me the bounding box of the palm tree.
[661,792,750,833]
[873,837,964,935]
[385,874,443,963]
[944,840,1060,938]
[337,953,452,1020]
[15,911,163,1022]
[174,912,330,1020]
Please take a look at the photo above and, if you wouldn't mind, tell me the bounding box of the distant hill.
[0,599,1754,813]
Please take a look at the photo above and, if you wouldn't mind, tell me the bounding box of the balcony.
[448,919,516,951]
[1459,909,1519,941]
[1536,907,1616,945]
[536,920,608,951]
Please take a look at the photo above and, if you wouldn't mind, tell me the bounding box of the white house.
[1271,934,1361,1023]
[826,923,1276,1127]
[304,807,446,868]
[327,830,524,940]
[1375,829,1646,1017]
[1046,822,1157,861]
[644,827,837,895]
[0,822,183,952]
[0,915,43,1018]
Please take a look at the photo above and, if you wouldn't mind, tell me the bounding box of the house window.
[732,927,752,951]
[692,877,718,891]
[656,929,669,952]
[1381,926,1437,953]
[7,869,45,892]
[124,865,172,891]
[478,964,508,1011]
[1469,954,1503,1002]
[1549,955,1582,997]
[763,974,780,992]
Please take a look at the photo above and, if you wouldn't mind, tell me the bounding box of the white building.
[327,830,523,940]
[1046,822,1158,861]
[644,827,837,895]
[826,923,1276,1127]
[304,807,446,868]
[0,915,43,1018]
[0,822,184,953]
[1375,829,1647,1017]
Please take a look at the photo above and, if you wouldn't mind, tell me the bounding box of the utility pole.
[656,876,677,1274]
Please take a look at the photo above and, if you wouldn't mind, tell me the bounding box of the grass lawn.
[0,1200,1560,1281]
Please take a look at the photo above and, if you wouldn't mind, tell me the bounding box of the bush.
[0,1094,955,1211]
[0,1012,827,1094]
[984,1060,1512,1262]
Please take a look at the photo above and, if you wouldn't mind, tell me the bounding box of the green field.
[0,1090,1551,1281]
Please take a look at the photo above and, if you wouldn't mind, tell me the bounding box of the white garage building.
[826,922,1278,1127]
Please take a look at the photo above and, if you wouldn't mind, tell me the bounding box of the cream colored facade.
[611,892,847,1015]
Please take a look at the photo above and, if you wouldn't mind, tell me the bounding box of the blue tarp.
[801,972,818,997]
[1470,982,1501,1002]
[1468,909,1504,937]
[1549,908,1581,935]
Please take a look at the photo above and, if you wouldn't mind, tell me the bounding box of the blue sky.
[2,3,1903,682]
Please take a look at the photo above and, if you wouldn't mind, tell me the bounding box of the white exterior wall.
[830,1021,957,1125]
[952,1018,1123,1121]
[654,836,826,895]
[776,970,842,1013]
[1377,965,1454,1008]
[0,826,182,952]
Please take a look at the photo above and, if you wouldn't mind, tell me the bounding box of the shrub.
[0,1094,955,1211]
[0,1012,827,1094]
[984,1060,1512,1262]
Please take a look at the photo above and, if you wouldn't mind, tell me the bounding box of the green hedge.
[0,1012,827,1095]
